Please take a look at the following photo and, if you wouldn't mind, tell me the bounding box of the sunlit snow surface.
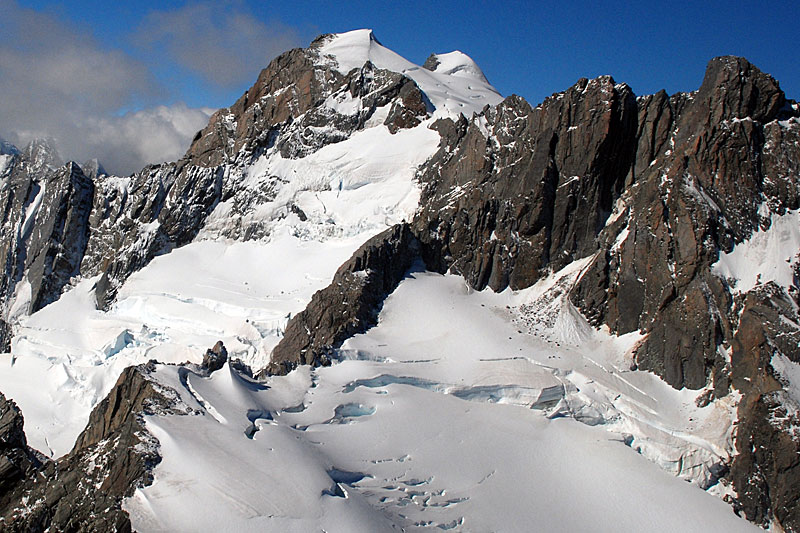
[317,29,503,119]
[124,271,755,532]
[0,234,365,456]
[713,208,800,294]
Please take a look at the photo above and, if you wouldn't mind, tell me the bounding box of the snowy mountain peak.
[22,137,63,170]
[315,29,502,119]
[423,51,491,84]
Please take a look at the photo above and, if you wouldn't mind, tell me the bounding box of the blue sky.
[2,0,799,173]
[21,0,800,106]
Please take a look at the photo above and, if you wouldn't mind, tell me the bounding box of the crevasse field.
[0,30,772,531]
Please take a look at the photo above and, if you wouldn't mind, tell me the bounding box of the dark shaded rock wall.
[0,393,41,509]
[0,156,94,316]
[413,76,638,292]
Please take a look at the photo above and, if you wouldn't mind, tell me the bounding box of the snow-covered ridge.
[316,29,503,119]
[427,50,490,82]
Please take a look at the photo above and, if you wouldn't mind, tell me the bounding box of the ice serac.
[268,223,421,374]
[0,363,184,532]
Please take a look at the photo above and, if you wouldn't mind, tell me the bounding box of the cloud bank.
[0,1,300,175]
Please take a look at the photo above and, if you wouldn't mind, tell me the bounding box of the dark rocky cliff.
[267,223,421,375]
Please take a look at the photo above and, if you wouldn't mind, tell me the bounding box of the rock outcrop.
[0,319,10,353]
[203,340,229,373]
[0,363,184,532]
[267,223,421,375]
[0,393,41,508]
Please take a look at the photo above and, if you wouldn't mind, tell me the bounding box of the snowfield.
[123,271,756,532]
[713,208,800,294]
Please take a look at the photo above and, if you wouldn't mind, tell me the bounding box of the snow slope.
[0,233,366,457]
[124,271,756,532]
[713,208,800,294]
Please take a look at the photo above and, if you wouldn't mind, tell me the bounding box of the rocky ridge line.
[0,33,430,326]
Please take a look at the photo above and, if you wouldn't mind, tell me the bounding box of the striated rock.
[573,56,798,391]
[731,390,800,530]
[413,76,638,292]
[0,393,40,507]
[726,284,800,531]
[0,319,10,353]
[0,155,94,316]
[267,223,420,374]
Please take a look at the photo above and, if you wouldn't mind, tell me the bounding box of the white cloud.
[0,0,300,175]
[133,2,302,89]
[81,104,214,175]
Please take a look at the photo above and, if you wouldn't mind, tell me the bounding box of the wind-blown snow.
[0,231,372,457]
[713,209,800,294]
[317,29,502,119]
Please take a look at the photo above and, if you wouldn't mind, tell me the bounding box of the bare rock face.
[413,76,638,292]
[0,153,94,316]
[186,41,428,166]
[0,363,184,532]
[0,393,41,507]
[267,224,421,374]
[725,284,800,529]
[0,319,10,353]
[572,56,797,392]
